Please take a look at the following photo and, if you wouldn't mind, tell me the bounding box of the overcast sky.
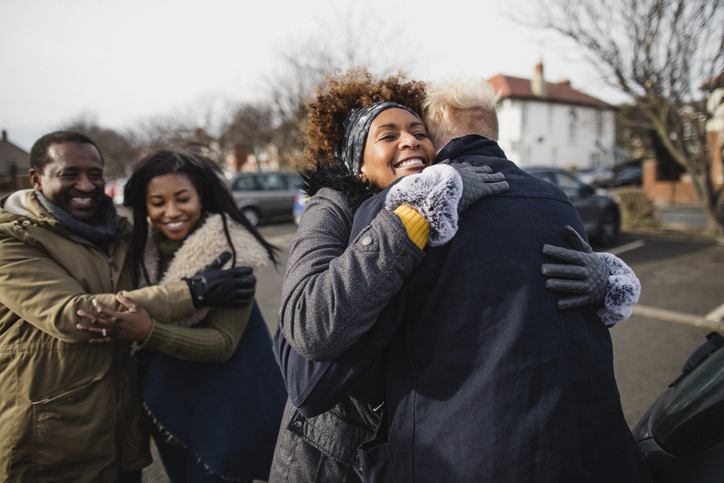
[1,0,627,151]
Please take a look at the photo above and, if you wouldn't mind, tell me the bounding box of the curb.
[623,229,724,246]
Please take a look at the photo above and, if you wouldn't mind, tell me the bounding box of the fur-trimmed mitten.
[385,164,462,246]
[541,225,641,325]
[438,160,509,212]
[596,252,641,325]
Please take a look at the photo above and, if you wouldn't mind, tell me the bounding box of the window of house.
[596,110,604,137]
[590,152,602,167]
[548,104,554,129]
[568,109,577,142]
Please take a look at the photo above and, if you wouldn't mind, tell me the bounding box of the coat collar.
[434,135,507,164]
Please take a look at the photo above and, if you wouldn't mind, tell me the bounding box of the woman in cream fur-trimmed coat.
[76,150,287,483]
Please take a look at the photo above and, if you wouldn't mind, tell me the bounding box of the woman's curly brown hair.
[302,67,427,169]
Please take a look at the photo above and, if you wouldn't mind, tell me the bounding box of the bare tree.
[222,103,276,170]
[263,7,419,170]
[61,114,140,178]
[129,94,232,164]
[522,0,724,232]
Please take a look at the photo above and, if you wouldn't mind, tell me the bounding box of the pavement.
[653,203,713,232]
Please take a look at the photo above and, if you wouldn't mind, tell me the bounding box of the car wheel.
[595,208,620,247]
[241,208,260,227]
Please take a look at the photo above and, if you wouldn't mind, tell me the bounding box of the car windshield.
[652,345,724,455]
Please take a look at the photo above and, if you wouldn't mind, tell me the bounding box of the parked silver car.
[228,172,299,226]
[526,166,621,246]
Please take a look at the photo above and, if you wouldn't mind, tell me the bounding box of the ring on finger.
[101,328,107,337]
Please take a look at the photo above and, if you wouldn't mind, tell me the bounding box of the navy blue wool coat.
[351,135,650,482]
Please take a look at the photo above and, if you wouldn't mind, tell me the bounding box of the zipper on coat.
[107,256,118,286]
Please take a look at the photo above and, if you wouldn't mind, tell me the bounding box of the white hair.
[423,77,501,148]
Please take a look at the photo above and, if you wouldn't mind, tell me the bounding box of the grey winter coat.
[270,185,424,482]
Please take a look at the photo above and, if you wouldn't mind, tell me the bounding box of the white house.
[488,63,616,170]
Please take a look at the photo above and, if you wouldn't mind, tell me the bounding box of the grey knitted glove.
[385,164,462,246]
[438,160,509,212]
[541,225,609,310]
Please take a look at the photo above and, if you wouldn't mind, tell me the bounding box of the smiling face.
[360,108,436,192]
[146,173,202,241]
[29,142,105,221]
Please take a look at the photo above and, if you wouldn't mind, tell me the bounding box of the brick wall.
[643,160,701,205]
[642,144,724,206]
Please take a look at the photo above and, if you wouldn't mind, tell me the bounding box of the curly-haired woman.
[267,64,526,481]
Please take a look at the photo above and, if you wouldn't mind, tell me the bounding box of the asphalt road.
[600,231,724,427]
[143,223,724,481]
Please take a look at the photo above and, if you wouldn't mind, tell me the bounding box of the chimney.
[1,130,6,142]
[559,79,571,88]
[531,62,547,97]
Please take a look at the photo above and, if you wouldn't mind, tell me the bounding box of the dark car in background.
[228,171,300,226]
[525,166,621,246]
[577,167,615,188]
[612,166,643,187]
[633,332,724,482]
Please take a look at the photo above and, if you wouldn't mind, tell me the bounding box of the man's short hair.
[30,131,104,173]
[423,78,501,147]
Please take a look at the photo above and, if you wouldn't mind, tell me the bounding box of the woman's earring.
[146,216,152,225]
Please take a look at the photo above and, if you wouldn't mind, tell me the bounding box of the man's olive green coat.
[0,190,197,482]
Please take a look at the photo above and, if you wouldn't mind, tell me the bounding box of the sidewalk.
[654,203,711,232]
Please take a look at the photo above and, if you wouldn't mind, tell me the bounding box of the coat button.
[361,236,373,246]
[293,420,303,429]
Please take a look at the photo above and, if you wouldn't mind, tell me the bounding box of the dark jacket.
[352,135,651,482]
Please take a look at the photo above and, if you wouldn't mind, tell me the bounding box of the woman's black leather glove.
[183,252,256,308]
[541,225,608,310]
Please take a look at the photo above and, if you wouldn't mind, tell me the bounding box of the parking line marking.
[632,304,724,332]
[607,240,646,255]
[706,302,724,323]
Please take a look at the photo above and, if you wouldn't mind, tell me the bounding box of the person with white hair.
[270,71,644,482]
[343,77,649,481]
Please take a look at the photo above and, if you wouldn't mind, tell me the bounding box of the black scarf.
[36,191,121,249]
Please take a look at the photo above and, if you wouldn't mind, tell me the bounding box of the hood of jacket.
[141,212,270,326]
[0,189,131,251]
[299,160,374,212]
